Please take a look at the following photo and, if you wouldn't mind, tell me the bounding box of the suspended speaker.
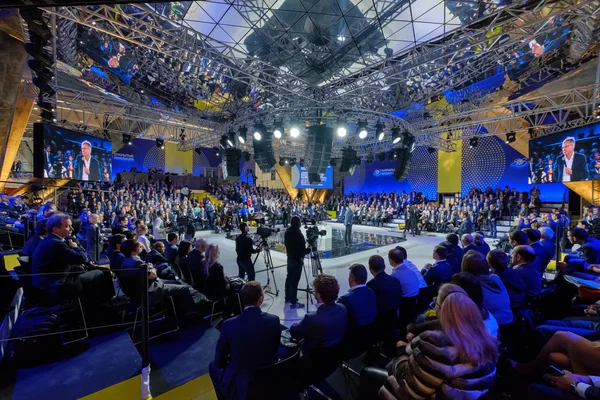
[393,148,412,181]
[253,132,276,172]
[222,148,241,181]
[305,125,333,176]
[339,147,359,176]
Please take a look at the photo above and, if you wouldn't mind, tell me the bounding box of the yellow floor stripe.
[153,373,216,400]
[78,375,140,400]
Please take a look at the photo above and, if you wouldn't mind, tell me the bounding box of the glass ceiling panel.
[184,0,510,85]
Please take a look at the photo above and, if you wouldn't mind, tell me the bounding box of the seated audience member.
[187,238,208,290]
[461,234,477,253]
[203,244,230,301]
[120,239,206,312]
[421,245,452,288]
[145,241,168,265]
[511,245,542,298]
[534,301,600,344]
[529,370,600,400]
[451,272,499,336]
[394,246,427,288]
[209,282,281,400]
[31,213,111,303]
[512,332,600,379]
[474,232,491,256]
[367,255,402,316]
[462,250,513,325]
[562,228,600,273]
[440,234,463,275]
[539,226,556,260]
[21,218,48,263]
[108,234,126,271]
[388,248,419,299]
[523,228,549,273]
[487,249,527,309]
[136,223,152,255]
[174,240,193,281]
[164,232,179,265]
[337,264,377,329]
[380,283,499,399]
[290,274,348,357]
[85,214,103,262]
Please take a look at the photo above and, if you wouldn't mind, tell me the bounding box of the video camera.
[305,225,326,246]
[257,226,280,239]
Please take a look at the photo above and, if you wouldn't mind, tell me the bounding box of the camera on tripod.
[305,225,326,249]
[257,226,280,239]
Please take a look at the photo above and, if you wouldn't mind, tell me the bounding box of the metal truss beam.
[419,84,600,140]
[44,4,317,105]
[1,1,173,7]
[324,0,600,105]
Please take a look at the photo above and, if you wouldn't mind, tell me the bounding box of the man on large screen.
[553,137,589,182]
[75,140,100,181]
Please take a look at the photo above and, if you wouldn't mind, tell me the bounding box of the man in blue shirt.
[388,248,419,298]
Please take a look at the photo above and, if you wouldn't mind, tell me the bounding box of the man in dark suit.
[210,282,281,400]
[442,233,464,275]
[366,255,402,314]
[457,211,473,235]
[31,213,111,303]
[523,228,549,274]
[422,245,453,288]
[553,137,589,182]
[75,140,101,181]
[511,245,542,297]
[164,232,179,265]
[187,238,207,290]
[338,264,377,329]
[461,234,477,253]
[344,204,354,246]
[290,274,347,357]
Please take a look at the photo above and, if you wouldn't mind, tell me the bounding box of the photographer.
[284,216,311,309]
[235,223,260,281]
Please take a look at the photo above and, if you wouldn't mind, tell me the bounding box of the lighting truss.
[325,0,600,108]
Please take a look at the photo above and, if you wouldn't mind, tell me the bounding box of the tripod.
[298,243,324,307]
[253,238,279,296]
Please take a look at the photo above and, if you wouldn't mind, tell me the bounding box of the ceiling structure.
[19,0,600,159]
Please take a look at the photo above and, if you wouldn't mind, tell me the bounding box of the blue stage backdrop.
[344,145,438,200]
[462,135,566,202]
[112,138,164,178]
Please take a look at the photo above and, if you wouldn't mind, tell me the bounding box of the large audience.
[2,176,600,399]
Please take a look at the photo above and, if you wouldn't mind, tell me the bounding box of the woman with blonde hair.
[203,244,229,301]
[137,223,151,254]
[380,283,499,399]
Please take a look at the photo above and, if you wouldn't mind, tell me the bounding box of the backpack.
[7,307,61,367]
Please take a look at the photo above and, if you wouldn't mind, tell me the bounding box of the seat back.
[303,342,344,387]
[247,348,302,400]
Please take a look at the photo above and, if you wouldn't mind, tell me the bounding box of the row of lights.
[336,119,405,144]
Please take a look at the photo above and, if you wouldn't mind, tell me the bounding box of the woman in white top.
[137,223,152,254]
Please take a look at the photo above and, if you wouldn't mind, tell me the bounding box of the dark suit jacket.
[458,218,473,235]
[214,307,281,400]
[337,286,377,329]
[31,234,89,290]
[580,237,600,265]
[75,155,101,181]
[463,244,477,253]
[497,267,526,309]
[553,152,589,182]
[475,241,491,257]
[443,242,464,275]
[514,263,541,297]
[531,242,549,273]
[291,302,347,356]
[423,260,453,287]
[366,272,402,313]
[186,249,206,290]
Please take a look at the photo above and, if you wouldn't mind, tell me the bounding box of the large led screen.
[291,164,333,189]
[528,126,600,184]
[34,123,113,182]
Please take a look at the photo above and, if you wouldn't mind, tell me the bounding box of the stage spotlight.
[405,134,416,152]
[219,135,228,149]
[237,127,247,144]
[336,119,347,137]
[253,124,265,141]
[357,120,368,139]
[427,147,435,154]
[213,147,220,156]
[505,132,516,143]
[378,152,386,162]
[392,128,402,144]
[278,158,285,166]
[273,121,283,139]
[122,134,132,145]
[469,137,479,148]
[289,120,301,138]
[156,138,164,149]
[376,123,385,141]
[227,130,236,147]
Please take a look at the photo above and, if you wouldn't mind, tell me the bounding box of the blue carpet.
[12,331,141,400]
[149,323,219,390]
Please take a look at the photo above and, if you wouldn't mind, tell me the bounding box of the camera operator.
[284,216,311,309]
[235,223,261,281]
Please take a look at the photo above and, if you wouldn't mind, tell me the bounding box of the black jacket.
[235,233,259,261]
[284,226,308,260]
[214,307,281,400]
[31,234,89,290]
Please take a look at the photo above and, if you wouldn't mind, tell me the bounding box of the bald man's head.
[195,238,208,252]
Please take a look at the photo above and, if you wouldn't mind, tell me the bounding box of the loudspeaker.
[339,147,358,176]
[194,147,202,155]
[253,133,276,172]
[222,148,241,181]
[305,125,333,175]
[393,148,412,181]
